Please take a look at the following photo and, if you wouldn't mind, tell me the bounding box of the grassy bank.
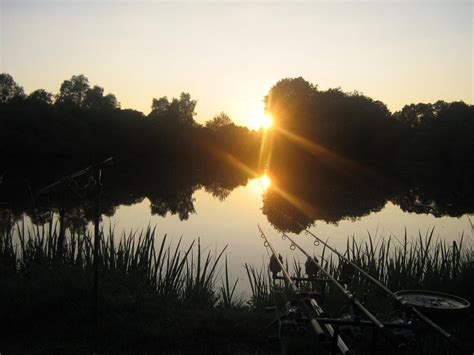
[246,229,474,354]
[0,220,272,354]
[1,219,473,354]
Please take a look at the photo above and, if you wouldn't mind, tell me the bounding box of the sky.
[1,0,472,129]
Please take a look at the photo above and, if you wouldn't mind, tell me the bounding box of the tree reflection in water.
[1,160,472,235]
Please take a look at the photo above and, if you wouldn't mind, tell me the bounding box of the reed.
[219,255,242,308]
[242,229,473,310]
[1,219,472,353]
[336,230,473,298]
[0,218,274,353]
[244,262,273,309]
[0,219,233,308]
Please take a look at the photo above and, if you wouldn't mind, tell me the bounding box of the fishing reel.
[267,299,308,337]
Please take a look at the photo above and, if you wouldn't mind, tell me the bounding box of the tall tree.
[205,112,234,130]
[0,73,25,103]
[149,97,170,120]
[83,85,119,111]
[264,77,316,131]
[28,89,53,105]
[56,74,90,107]
[148,93,196,126]
[177,93,196,125]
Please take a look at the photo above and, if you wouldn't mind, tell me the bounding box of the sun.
[258,174,271,191]
[255,114,273,130]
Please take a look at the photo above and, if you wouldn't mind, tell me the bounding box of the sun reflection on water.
[248,174,272,194]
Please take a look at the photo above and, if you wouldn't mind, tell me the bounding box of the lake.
[12,169,472,298]
[2,156,474,300]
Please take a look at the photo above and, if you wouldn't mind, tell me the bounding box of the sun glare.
[256,114,273,130]
[258,174,272,192]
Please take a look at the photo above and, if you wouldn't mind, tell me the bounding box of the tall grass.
[0,219,234,307]
[338,229,473,297]
[244,263,273,309]
[220,255,241,308]
[243,230,473,309]
[0,218,270,354]
[1,219,472,353]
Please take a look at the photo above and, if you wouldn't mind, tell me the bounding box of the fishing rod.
[279,230,406,349]
[36,157,114,197]
[258,225,327,342]
[259,225,354,354]
[33,157,114,344]
[296,223,468,353]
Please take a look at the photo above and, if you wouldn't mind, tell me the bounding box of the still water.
[7,163,473,298]
[94,175,473,298]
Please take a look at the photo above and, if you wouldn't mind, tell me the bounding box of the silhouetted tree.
[83,85,119,111]
[0,73,25,102]
[1,73,472,229]
[83,85,105,109]
[56,74,90,107]
[176,93,196,125]
[205,112,234,130]
[393,100,473,178]
[149,93,197,126]
[265,77,395,168]
[150,97,169,118]
[264,77,315,132]
[204,182,232,201]
[28,89,53,105]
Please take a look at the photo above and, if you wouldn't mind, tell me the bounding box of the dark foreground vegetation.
[1,219,472,354]
[0,221,272,354]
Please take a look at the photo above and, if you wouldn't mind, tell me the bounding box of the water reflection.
[0,162,473,234]
[260,156,474,233]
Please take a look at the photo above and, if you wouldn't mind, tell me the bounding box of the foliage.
[83,85,119,111]
[1,73,472,232]
[244,230,473,308]
[260,77,473,231]
[339,230,474,298]
[56,74,90,107]
[219,255,242,308]
[0,221,273,353]
[265,77,473,174]
[244,263,273,310]
[205,112,234,130]
[243,231,473,353]
[149,92,197,126]
[28,89,53,105]
[0,73,261,209]
[0,73,25,102]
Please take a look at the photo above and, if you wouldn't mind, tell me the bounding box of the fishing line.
[257,224,327,340]
[297,222,468,353]
[280,229,407,349]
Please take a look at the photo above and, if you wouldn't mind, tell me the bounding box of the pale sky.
[1,0,472,129]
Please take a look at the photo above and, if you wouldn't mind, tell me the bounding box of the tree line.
[1,74,472,231]
[261,78,473,231]
[265,77,473,175]
[0,73,261,185]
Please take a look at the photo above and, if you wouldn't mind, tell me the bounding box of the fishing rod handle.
[301,227,466,352]
[258,226,327,341]
[352,299,406,349]
[297,298,325,340]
